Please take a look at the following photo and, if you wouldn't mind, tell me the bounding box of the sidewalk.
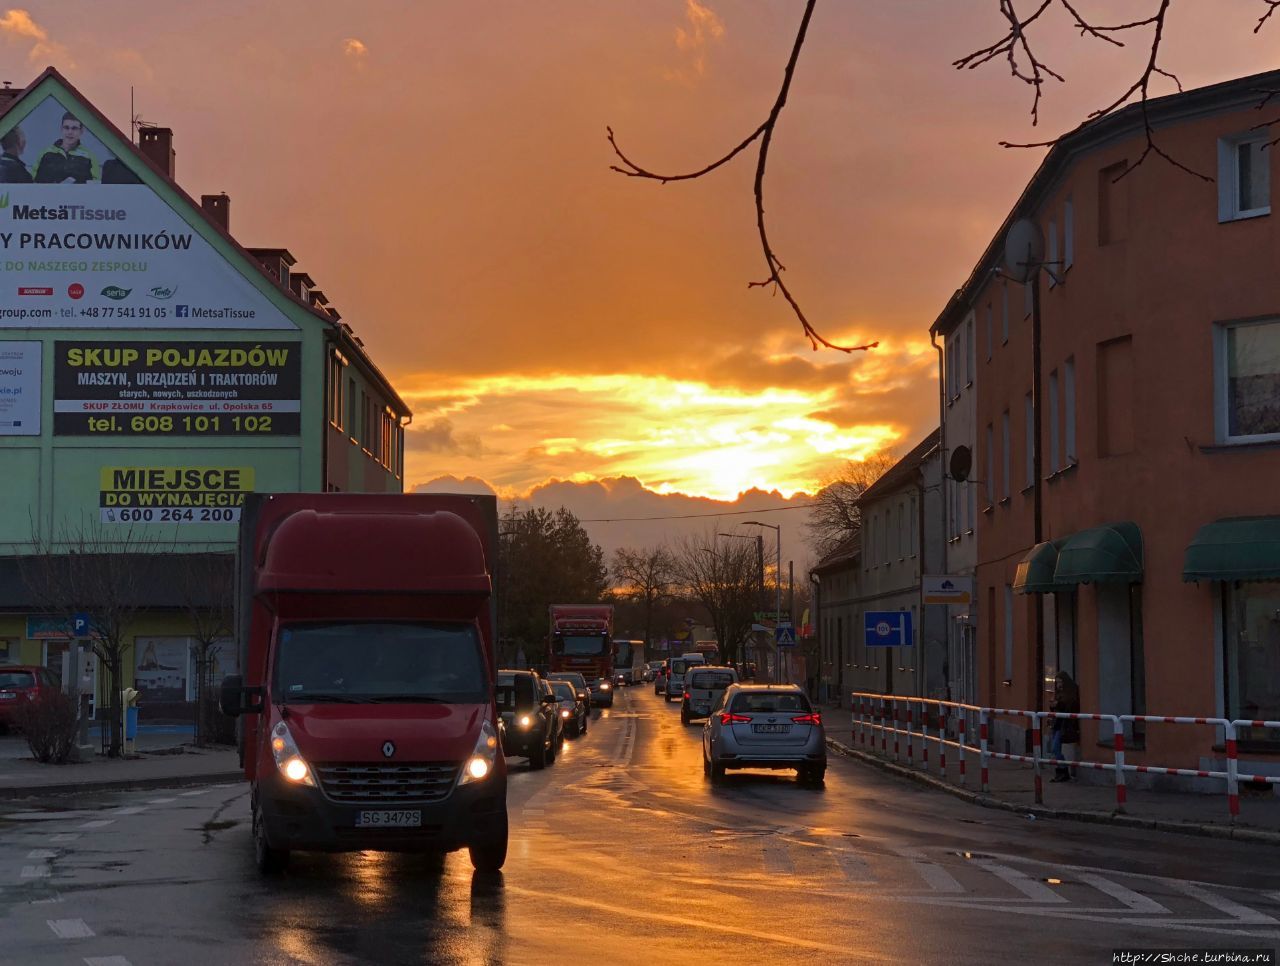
[0,732,239,799]
[821,704,1280,844]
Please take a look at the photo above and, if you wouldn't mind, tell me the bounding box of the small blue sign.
[864,611,913,647]
[775,624,796,647]
[73,613,91,637]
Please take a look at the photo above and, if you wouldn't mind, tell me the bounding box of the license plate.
[695,704,709,713]
[355,810,421,828]
[752,724,791,734]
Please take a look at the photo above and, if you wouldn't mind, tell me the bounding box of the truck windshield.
[558,635,606,657]
[274,621,487,703]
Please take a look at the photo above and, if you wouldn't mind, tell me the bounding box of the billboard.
[0,340,40,434]
[99,466,255,525]
[0,93,295,329]
[53,340,302,436]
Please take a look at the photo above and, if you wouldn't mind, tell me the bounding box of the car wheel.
[801,764,826,787]
[710,761,726,783]
[468,812,508,873]
[680,707,690,726]
[580,714,588,735]
[556,728,565,751]
[546,732,558,765]
[253,802,289,874]
[528,735,548,770]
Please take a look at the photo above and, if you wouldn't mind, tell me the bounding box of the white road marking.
[49,834,79,844]
[893,846,965,894]
[976,861,1068,904]
[31,894,63,904]
[26,849,56,859]
[48,918,94,939]
[146,798,176,804]
[85,957,134,966]
[836,851,874,882]
[1076,872,1168,914]
[179,789,210,797]
[110,806,146,815]
[78,819,115,829]
[1175,883,1278,924]
[20,865,51,878]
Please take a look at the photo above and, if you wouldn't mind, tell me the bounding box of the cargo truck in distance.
[219,493,507,874]
[548,604,615,706]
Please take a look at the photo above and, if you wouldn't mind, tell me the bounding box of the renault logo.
[382,741,396,759]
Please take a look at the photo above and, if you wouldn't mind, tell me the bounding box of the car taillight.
[683,692,690,700]
[719,712,751,725]
[791,713,822,725]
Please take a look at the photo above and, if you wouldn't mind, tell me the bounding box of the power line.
[580,502,817,523]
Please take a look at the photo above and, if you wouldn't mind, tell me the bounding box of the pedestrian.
[1049,671,1080,782]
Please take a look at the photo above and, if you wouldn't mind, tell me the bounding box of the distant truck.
[548,604,615,706]
[219,493,507,874]
[691,641,720,665]
[613,639,642,685]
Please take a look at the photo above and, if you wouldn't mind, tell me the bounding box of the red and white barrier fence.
[848,692,1279,821]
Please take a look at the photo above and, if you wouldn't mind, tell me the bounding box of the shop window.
[1216,318,1280,443]
[1224,580,1280,747]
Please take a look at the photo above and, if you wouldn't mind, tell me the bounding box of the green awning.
[1055,522,1143,585]
[1013,540,1068,594]
[1183,516,1280,582]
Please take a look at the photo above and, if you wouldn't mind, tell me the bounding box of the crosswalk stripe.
[49,834,79,844]
[20,865,51,878]
[48,918,94,939]
[27,849,56,859]
[836,851,874,883]
[1076,872,1168,913]
[976,861,1068,904]
[1175,883,1277,924]
[84,957,134,966]
[893,847,965,893]
[77,819,114,830]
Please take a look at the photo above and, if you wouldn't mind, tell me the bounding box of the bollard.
[880,697,888,753]
[893,698,901,761]
[958,713,967,785]
[1226,722,1239,821]
[1113,724,1127,813]
[979,708,990,792]
[906,704,915,766]
[937,702,947,777]
[1032,712,1043,805]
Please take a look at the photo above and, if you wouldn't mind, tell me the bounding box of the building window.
[1217,318,1280,442]
[1064,357,1077,462]
[327,352,347,430]
[946,338,956,400]
[896,502,905,558]
[1219,134,1271,222]
[1063,197,1074,270]
[985,303,993,361]
[1098,161,1129,244]
[966,316,974,385]
[1024,391,1034,487]
[967,480,976,532]
[1048,370,1060,473]
[984,423,994,506]
[1001,410,1011,499]
[1224,580,1280,746]
[1001,283,1009,343]
[1003,585,1014,681]
[909,493,917,554]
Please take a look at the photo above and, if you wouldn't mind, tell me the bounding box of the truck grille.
[315,762,459,803]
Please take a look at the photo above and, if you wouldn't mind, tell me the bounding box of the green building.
[0,69,409,725]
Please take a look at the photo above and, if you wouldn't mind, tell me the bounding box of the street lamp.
[743,521,782,682]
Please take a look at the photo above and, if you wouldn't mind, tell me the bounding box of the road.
[3,686,1280,965]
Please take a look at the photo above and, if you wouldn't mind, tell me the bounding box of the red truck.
[548,604,615,706]
[218,492,507,873]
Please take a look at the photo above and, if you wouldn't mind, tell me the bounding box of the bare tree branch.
[607,0,877,354]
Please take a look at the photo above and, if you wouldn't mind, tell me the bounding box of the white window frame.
[984,423,994,506]
[1001,410,1011,500]
[1064,197,1075,270]
[1214,317,1280,444]
[1064,358,1077,463]
[1048,370,1060,474]
[1024,392,1034,487]
[1003,585,1015,681]
[1218,133,1272,222]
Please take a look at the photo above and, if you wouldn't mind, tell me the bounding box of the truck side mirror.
[219,675,262,717]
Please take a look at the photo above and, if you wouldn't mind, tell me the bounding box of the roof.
[0,67,409,418]
[857,429,942,506]
[931,67,1280,337]
[812,533,861,575]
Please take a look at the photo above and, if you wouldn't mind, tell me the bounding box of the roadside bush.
[15,689,80,764]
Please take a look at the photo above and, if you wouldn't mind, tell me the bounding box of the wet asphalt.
[2,686,1280,965]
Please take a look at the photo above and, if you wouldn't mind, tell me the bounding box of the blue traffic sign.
[864,611,913,647]
[73,613,92,637]
[775,624,796,647]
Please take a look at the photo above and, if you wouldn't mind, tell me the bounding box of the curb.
[825,737,1280,847]
[0,770,242,800]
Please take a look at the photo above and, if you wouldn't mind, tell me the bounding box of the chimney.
[201,193,230,233]
[0,82,20,113]
[138,126,175,178]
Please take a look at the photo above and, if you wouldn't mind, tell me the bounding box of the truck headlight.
[270,720,315,787]
[460,719,500,785]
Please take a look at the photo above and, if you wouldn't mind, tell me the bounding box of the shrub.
[16,689,80,764]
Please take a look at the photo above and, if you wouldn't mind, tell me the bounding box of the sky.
[4,0,1276,564]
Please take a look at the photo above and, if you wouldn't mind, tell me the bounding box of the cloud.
[665,0,724,83]
[343,37,368,65]
[414,475,496,496]
[407,416,482,457]
[0,8,72,66]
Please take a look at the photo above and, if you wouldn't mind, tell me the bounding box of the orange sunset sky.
[7,2,1276,519]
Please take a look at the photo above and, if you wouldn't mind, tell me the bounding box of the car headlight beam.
[269,720,316,787]
[460,719,500,786]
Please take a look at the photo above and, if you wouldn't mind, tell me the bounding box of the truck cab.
[220,493,507,874]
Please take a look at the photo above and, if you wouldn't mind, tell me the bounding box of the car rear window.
[730,691,811,714]
[690,671,735,689]
[0,671,34,689]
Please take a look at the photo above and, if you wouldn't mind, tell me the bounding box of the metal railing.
[849,692,1279,821]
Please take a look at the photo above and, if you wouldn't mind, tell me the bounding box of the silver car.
[702,684,826,786]
[681,665,738,725]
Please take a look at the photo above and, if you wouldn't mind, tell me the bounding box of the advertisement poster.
[0,94,295,330]
[99,465,255,525]
[135,637,189,703]
[53,340,301,436]
[0,340,40,434]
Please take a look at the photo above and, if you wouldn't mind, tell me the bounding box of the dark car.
[0,665,57,733]
[540,677,566,753]
[546,672,591,712]
[550,680,588,737]
[654,661,668,695]
[496,670,558,769]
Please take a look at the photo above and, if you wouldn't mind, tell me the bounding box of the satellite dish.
[949,445,972,483]
[1003,218,1045,283]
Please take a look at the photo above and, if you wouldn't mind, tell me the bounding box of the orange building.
[933,70,1280,781]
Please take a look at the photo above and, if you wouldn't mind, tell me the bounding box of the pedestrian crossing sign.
[775,623,796,646]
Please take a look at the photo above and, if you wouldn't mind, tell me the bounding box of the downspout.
[930,326,948,702]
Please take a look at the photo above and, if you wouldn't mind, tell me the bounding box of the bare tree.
[172,552,234,747]
[18,517,167,758]
[668,530,760,668]
[805,451,896,559]
[610,545,677,653]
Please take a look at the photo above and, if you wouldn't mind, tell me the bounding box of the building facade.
[811,535,860,704]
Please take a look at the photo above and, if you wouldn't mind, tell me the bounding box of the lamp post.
[743,521,782,682]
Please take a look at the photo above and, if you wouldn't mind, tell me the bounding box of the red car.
[0,665,57,732]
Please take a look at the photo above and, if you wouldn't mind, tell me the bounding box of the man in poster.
[34,111,99,183]
[0,126,31,182]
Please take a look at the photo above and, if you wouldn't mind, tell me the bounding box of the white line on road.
[1175,883,1278,924]
[110,806,146,815]
[48,918,95,939]
[78,819,115,829]
[836,851,874,883]
[26,849,56,859]
[146,798,176,804]
[893,846,965,894]
[976,861,1069,904]
[49,834,79,844]
[1076,872,1168,914]
[20,865,51,878]
[31,894,63,904]
[85,957,134,966]
[179,789,210,796]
